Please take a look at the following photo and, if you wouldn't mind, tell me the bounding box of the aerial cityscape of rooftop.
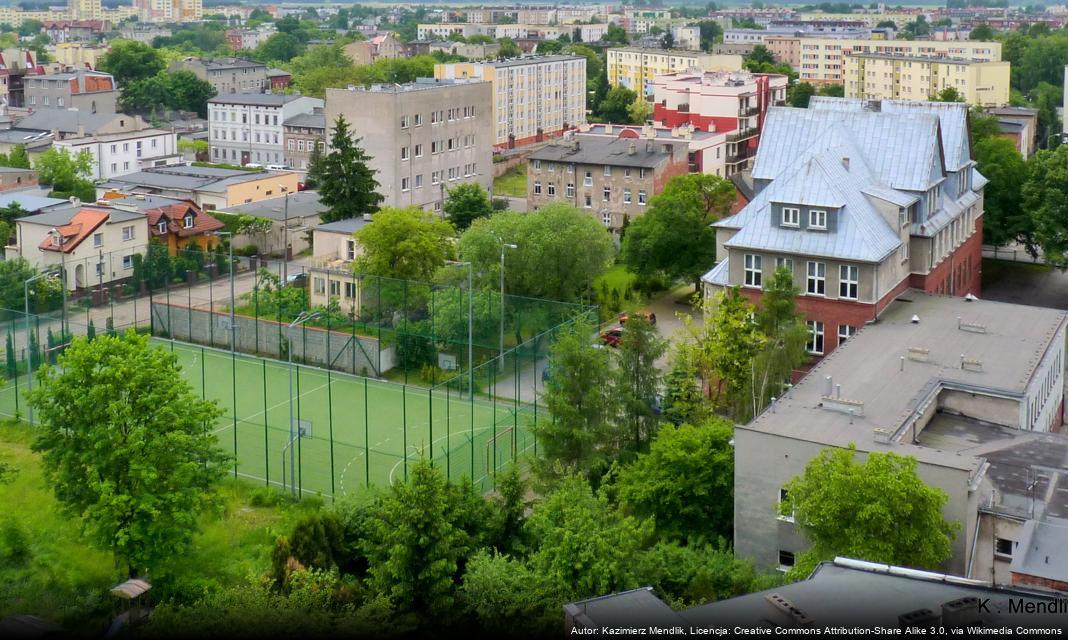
[1,0,1068,637]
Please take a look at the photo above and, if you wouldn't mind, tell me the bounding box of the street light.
[499,242,517,357]
[214,231,236,352]
[47,228,66,335]
[280,185,290,283]
[445,260,474,400]
[286,309,321,497]
[24,269,60,427]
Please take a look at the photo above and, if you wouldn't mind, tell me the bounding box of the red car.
[600,326,624,348]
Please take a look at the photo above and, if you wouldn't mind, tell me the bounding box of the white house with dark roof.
[208,94,323,167]
[703,98,986,358]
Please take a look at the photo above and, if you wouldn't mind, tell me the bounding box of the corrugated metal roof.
[701,258,730,286]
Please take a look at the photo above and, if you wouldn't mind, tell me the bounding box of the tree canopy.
[28,332,230,577]
[782,446,958,579]
[354,207,455,281]
[99,39,165,86]
[309,115,384,223]
[443,183,493,231]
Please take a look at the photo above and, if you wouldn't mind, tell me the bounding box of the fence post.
[402,384,408,482]
[327,368,335,499]
[296,365,302,498]
[364,376,369,488]
[263,359,269,488]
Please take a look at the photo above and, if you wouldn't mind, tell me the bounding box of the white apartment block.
[135,0,202,23]
[435,56,586,149]
[208,94,324,167]
[55,129,181,181]
[607,47,745,96]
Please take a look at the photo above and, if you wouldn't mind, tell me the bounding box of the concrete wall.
[150,301,395,376]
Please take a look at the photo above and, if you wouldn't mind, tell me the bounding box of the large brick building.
[703,98,985,359]
[650,70,788,176]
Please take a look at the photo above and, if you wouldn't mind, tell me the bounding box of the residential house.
[702,98,985,359]
[215,190,326,257]
[54,128,181,180]
[97,165,300,210]
[343,33,405,65]
[41,20,109,44]
[118,24,171,44]
[282,109,325,171]
[208,93,324,167]
[0,167,36,191]
[266,68,291,92]
[434,56,586,150]
[24,69,117,113]
[136,0,202,23]
[0,48,42,109]
[108,194,223,255]
[526,132,689,234]
[174,57,267,96]
[8,203,148,290]
[47,42,107,72]
[325,78,492,214]
[0,108,151,157]
[989,106,1039,159]
[308,217,370,314]
[651,69,789,175]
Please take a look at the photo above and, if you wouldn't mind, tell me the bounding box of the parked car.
[285,273,307,288]
[266,164,290,171]
[619,310,657,326]
[600,326,624,348]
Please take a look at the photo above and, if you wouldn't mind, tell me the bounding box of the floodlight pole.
[281,185,290,284]
[286,309,321,497]
[499,242,517,357]
[24,271,54,427]
[216,231,236,352]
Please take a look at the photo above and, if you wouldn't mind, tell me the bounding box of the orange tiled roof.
[146,202,225,239]
[38,208,110,253]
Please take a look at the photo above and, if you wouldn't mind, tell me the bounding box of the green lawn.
[0,420,319,628]
[493,164,528,198]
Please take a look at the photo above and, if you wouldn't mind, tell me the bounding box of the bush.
[235,244,259,257]
[0,517,31,565]
[249,486,288,507]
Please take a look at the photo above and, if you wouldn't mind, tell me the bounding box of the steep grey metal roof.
[721,147,903,263]
[701,258,729,286]
[754,106,943,192]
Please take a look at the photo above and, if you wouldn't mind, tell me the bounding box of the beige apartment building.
[325,78,493,214]
[765,35,1002,84]
[606,47,744,96]
[525,133,689,234]
[434,56,586,149]
[846,53,1010,106]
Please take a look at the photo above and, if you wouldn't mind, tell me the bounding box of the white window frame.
[839,264,859,300]
[744,254,762,288]
[838,324,856,344]
[806,261,826,296]
[809,209,827,230]
[583,171,592,187]
[777,488,795,523]
[775,257,794,272]
[782,207,800,227]
[533,180,541,195]
[122,225,135,241]
[806,320,824,355]
[183,215,194,230]
[778,550,796,573]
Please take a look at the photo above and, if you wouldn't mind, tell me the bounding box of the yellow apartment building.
[606,47,744,95]
[434,55,587,149]
[845,53,1010,106]
[766,35,1002,84]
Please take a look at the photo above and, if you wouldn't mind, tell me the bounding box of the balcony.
[726,145,755,165]
[726,127,757,143]
[739,105,760,117]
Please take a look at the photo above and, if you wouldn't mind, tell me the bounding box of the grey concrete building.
[733,291,1067,585]
[173,57,268,96]
[325,78,492,214]
[208,93,324,167]
[25,69,117,114]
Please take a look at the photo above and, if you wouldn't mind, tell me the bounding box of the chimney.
[627,142,636,155]
[646,141,654,153]
[77,124,84,138]
[842,156,849,170]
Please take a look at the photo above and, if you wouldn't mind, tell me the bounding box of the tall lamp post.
[24,270,59,427]
[280,185,290,284]
[499,242,517,357]
[48,228,66,335]
[286,309,321,497]
[446,260,474,399]
[214,231,236,351]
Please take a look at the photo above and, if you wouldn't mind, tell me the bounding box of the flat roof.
[315,218,369,235]
[219,190,325,221]
[845,52,1003,64]
[0,192,67,212]
[1011,519,1068,583]
[207,93,303,107]
[740,291,1067,470]
[528,134,687,169]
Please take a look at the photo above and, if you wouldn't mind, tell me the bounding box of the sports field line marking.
[385,416,520,486]
[210,380,331,435]
[338,437,389,494]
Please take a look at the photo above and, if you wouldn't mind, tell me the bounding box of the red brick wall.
[735,274,911,356]
[1012,572,1068,593]
[909,220,983,297]
[496,128,568,151]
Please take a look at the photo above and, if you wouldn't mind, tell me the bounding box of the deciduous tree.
[443,183,493,231]
[99,39,165,85]
[353,207,454,280]
[1024,145,1068,262]
[28,332,229,577]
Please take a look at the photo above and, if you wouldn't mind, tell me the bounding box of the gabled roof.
[38,207,111,253]
[721,147,903,263]
[754,105,944,192]
[146,203,224,238]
